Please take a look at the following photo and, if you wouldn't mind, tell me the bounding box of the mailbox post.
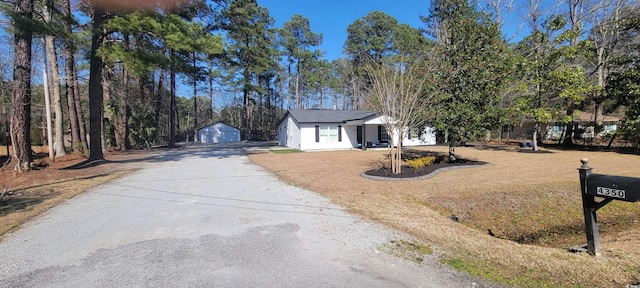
[578,158,640,256]
[578,158,600,256]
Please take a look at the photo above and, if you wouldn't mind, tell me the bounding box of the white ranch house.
[277,109,436,151]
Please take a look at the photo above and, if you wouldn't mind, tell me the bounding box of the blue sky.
[258,0,431,61]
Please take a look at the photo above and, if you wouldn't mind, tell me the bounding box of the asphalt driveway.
[0,143,488,287]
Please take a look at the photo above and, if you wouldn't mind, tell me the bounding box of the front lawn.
[250,144,640,288]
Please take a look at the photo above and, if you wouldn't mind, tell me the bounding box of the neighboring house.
[546,111,620,140]
[277,109,435,151]
[197,122,241,143]
[502,111,621,141]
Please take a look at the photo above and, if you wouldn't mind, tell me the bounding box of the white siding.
[277,119,288,147]
[277,112,436,150]
[344,125,359,147]
[364,125,382,146]
[198,123,240,143]
[278,116,302,149]
[299,123,353,150]
[403,127,436,146]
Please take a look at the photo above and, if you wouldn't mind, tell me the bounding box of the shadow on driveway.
[62,141,278,170]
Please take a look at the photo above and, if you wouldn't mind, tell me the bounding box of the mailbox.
[585,173,640,203]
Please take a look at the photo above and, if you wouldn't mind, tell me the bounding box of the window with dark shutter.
[315,126,319,142]
[378,125,382,141]
[338,125,342,142]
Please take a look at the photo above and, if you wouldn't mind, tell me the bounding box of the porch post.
[362,124,367,151]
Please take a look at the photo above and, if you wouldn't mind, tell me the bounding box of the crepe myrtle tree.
[363,55,434,174]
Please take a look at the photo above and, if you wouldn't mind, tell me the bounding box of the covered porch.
[345,117,390,150]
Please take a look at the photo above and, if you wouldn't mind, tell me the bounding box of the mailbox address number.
[596,186,626,199]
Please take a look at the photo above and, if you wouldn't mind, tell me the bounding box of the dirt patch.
[250,145,640,288]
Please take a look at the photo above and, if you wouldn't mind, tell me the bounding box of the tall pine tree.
[216,0,274,139]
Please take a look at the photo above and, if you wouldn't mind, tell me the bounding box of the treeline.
[0,0,639,170]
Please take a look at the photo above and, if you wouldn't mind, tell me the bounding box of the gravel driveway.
[0,143,488,287]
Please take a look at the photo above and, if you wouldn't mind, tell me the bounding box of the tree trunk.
[193,54,198,143]
[9,0,34,171]
[594,44,606,127]
[389,145,396,174]
[448,142,457,162]
[208,65,214,125]
[41,38,54,161]
[44,2,65,157]
[562,121,575,147]
[168,51,176,148]
[114,67,128,151]
[242,69,250,140]
[87,6,105,161]
[64,50,81,152]
[607,132,617,149]
[395,131,403,174]
[156,69,164,133]
[295,61,300,109]
[388,129,398,174]
[61,0,81,153]
[102,66,113,148]
[100,66,110,151]
[75,61,89,151]
[532,122,539,151]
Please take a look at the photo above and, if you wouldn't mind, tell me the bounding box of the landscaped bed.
[363,150,488,179]
[250,144,640,288]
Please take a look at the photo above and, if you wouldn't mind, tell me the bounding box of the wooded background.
[0,0,638,169]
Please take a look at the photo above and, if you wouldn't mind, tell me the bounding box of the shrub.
[406,156,437,169]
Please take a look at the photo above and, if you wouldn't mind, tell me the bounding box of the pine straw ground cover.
[249,145,640,288]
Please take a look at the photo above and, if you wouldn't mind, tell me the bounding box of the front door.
[357,126,363,145]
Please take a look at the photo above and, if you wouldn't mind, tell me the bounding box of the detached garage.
[197,122,241,143]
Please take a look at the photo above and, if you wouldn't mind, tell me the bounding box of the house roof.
[283,109,378,124]
[521,111,622,123]
[573,111,621,123]
[197,121,240,132]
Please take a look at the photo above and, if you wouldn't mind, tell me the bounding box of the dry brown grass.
[250,145,640,288]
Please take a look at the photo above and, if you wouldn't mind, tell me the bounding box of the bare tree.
[562,0,599,145]
[475,0,525,40]
[363,56,434,174]
[587,0,639,125]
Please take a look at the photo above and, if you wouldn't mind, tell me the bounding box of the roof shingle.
[286,109,377,123]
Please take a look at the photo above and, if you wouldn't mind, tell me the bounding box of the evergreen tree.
[424,0,511,160]
[514,14,594,150]
[278,14,322,109]
[8,0,34,170]
[216,0,275,139]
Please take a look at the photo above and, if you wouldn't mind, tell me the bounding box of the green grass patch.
[441,258,565,288]
[271,149,303,154]
[387,239,433,264]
